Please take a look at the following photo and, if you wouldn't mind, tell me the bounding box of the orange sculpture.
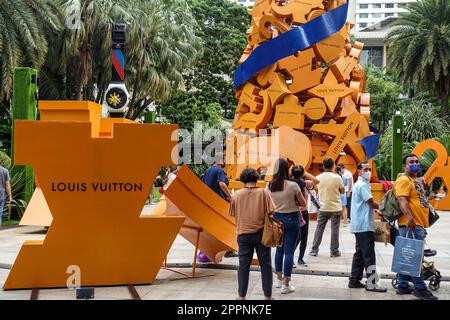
[227,0,376,181]
[164,165,237,263]
[412,140,450,211]
[5,101,184,290]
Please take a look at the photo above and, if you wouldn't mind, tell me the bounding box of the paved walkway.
[0,209,449,300]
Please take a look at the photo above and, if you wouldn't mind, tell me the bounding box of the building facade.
[352,0,415,31]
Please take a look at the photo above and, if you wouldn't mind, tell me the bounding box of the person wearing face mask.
[393,154,437,300]
[348,162,386,292]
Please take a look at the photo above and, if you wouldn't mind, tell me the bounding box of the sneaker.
[298,259,308,267]
[396,285,414,295]
[292,263,297,268]
[413,289,438,300]
[275,279,282,288]
[281,284,295,294]
[330,251,341,258]
[424,249,437,257]
[309,251,318,257]
[348,281,366,289]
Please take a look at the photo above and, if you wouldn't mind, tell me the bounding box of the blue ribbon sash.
[234,2,349,91]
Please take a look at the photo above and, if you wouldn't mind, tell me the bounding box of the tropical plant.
[364,65,403,132]
[0,0,60,110]
[374,98,450,180]
[161,0,249,121]
[387,0,450,117]
[38,0,202,120]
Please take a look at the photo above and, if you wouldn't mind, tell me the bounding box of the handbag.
[260,190,284,247]
[261,212,284,247]
[428,208,440,227]
[374,221,390,244]
[391,231,425,278]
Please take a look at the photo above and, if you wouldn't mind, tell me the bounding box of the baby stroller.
[389,223,442,291]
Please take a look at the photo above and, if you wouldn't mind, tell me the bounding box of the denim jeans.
[237,230,272,298]
[274,212,300,278]
[397,226,427,291]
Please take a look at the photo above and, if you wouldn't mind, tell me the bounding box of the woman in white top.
[163,166,178,192]
[267,158,305,294]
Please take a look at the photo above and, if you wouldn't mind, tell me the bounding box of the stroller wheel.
[392,278,398,289]
[429,277,440,291]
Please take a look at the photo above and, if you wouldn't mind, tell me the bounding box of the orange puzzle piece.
[278,48,321,94]
[271,0,324,24]
[308,70,355,113]
[310,112,365,163]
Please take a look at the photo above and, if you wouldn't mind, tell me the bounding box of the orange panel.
[164,165,237,262]
[5,116,184,289]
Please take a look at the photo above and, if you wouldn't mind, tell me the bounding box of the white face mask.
[362,171,372,181]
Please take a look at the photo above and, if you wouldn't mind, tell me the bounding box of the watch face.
[106,87,128,110]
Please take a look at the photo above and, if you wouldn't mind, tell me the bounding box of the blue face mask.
[409,163,421,174]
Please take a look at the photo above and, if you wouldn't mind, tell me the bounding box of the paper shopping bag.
[391,235,424,278]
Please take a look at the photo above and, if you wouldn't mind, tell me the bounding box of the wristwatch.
[104,83,130,118]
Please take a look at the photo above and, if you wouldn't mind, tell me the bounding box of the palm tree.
[39,0,202,120]
[0,0,60,111]
[387,0,450,118]
[125,0,202,119]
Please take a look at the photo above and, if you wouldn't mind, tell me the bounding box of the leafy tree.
[364,65,402,132]
[387,0,450,117]
[38,0,202,120]
[0,0,60,116]
[375,98,450,179]
[161,0,249,123]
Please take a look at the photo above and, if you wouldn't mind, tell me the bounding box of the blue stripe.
[114,49,125,69]
[234,3,349,91]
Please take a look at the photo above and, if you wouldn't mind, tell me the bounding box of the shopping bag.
[374,221,390,244]
[391,232,424,278]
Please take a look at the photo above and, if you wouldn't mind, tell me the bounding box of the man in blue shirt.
[348,162,386,292]
[202,157,231,202]
[200,156,235,259]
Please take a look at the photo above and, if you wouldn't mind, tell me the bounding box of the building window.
[385,13,394,17]
[359,13,369,18]
[372,13,382,18]
[361,47,383,67]
[359,23,368,29]
[359,4,369,9]
[372,3,382,9]
[398,3,408,9]
[385,3,394,8]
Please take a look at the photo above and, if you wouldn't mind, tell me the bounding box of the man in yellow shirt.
[394,154,437,300]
